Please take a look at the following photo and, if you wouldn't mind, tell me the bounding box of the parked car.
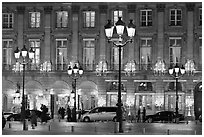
[3,112,13,119]
[2,115,6,129]
[7,110,51,121]
[145,111,184,123]
[81,106,126,122]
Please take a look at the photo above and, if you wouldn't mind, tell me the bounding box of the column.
[127,4,136,61]
[99,5,108,61]
[186,3,195,59]
[71,5,80,62]
[156,4,165,59]
[17,6,25,48]
[44,6,52,62]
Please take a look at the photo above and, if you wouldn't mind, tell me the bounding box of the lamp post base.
[23,119,28,130]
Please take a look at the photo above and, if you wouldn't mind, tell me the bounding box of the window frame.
[83,11,96,28]
[140,9,153,27]
[2,13,14,29]
[55,39,68,71]
[169,9,182,26]
[169,37,182,64]
[56,10,68,28]
[113,10,123,25]
[2,39,13,70]
[29,11,41,28]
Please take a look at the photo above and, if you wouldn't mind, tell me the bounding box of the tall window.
[56,11,68,28]
[29,12,40,28]
[112,46,123,70]
[113,10,123,24]
[83,11,95,28]
[140,9,152,27]
[3,39,13,70]
[29,39,40,70]
[199,8,202,26]
[83,39,95,70]
[199,37,202,66]
[169,37,182,65]
[2,13,14,29]
[140,38,152,70]
[170,9,182,26]
[56,39,67,70]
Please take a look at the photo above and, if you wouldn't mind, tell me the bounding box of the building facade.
[2,2,202,119]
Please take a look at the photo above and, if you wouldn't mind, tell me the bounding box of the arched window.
[138,82,153,91]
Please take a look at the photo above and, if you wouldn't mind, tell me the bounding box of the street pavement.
[2,119,202,135]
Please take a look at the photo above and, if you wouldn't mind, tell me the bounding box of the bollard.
[71,126,74,132]
[94,126,97,132]
[167,129,170,135]
[143,128,145,134]
[9,123,11,128]
[48,124,51,131]
[186,120,188,124]
[194,130,196,135]
[114,122,117,133]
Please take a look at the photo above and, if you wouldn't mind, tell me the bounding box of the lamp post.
[67,63,83,122]
[168,63,185,118]
[14,45,35,130]
[104,17,136,133]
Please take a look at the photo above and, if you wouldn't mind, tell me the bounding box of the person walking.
[30,111,37,129]
[61,107,65,119]
[137,108,141,122]
[142,107,146,123]
[66,106,72,122]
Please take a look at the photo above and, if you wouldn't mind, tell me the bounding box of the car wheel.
[113,117,117,122]
[83,117,90,122]
[147,118,153,123]
[10,117,14,121]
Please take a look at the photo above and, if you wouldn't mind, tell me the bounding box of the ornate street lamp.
[168,63,185,120]
[14,45,35,130]
[104,17,136,133]
[67,63,83,122]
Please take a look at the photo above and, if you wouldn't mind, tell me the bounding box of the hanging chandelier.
[124,60,136,76]
[96,60,108,76]
[153,58,166,75]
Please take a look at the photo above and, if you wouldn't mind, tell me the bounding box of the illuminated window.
[2,13,14,29]
[112,46,123,70]
[113,10,123,25]
[83,39,95,70]
[140,38,152,70]
[56,39,67,70]
[169,9,182,26]
[3,39,13,70]
[29,39,40,70]
[138,82,153,91]
[140,9,152,26]
[83,11,95,28]
[29,12,40,28]
[169,37,182,65]
[56,11,68,28]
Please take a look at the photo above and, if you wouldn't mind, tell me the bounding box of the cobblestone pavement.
[2,119,202,135]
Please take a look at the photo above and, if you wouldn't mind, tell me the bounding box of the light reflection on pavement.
[2,120,202,135]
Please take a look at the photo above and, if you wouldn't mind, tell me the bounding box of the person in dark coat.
[61,107,65,119]
[66,106,72,122]
[137,108,141,122]
[31,111,37,129]
[142,107,146,123]
[40,104,48,123]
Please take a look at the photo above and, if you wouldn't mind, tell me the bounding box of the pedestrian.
[58,107,62,119]
[40,104,48,124]
[66,106,72,122]
[137,108,141,122]
[142,107,146,123]
[61,107,65,119]
[30,111,37,129]
[78,109,82,121]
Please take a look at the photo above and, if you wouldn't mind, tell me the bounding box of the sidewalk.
[2,119,202,135]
